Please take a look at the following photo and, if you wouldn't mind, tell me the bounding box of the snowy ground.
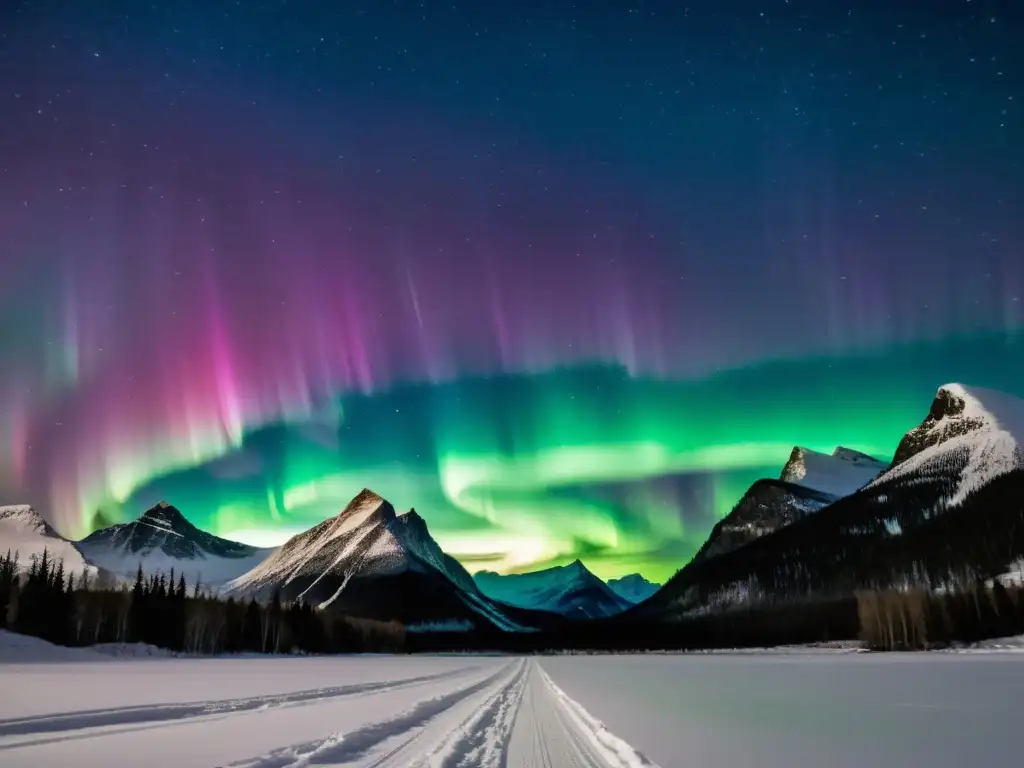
[1,635,1022,767]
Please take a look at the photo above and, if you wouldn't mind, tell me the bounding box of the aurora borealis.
[0,2,1021,582]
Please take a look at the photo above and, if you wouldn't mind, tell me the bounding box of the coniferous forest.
[0,548,406,655]
[3,546,1022,656]
[0,550,856,654]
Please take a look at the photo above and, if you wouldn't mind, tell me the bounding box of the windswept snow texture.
[76,502,273,589]
[226,489,528,630]
[227,489,455,599]
[0,630,110,662]
[780,446,889,498]
[0,650,1020,767]
[0,505,94,577]
[872,383,1024,505]
[607,574,662,604]
[475,560,632,618]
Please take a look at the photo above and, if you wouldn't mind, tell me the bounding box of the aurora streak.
[0,2,1021,581]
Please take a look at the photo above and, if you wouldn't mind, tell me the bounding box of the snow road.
[0,651,653,768]
[1,645,1022,767]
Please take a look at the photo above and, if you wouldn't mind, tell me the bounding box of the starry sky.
[0,1,1021,581]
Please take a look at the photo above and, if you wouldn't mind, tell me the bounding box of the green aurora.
[100,333,1024,583]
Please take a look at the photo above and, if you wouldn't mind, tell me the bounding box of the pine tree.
[269,590,284,653]
[38,548,50,586]
[242,599,262,652]
[0,550,17,630]
[129,563,147,643]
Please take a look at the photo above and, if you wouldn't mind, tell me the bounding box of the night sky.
[0,1,1021,581]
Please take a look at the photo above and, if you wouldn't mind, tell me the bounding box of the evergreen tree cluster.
[0,549,406,655]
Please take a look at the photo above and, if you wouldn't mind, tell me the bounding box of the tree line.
[404,595,863,653]
[0,548,406,655]
[856,580,1024,650]
[2,551,1018,657]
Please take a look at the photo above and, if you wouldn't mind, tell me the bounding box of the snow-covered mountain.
[226,489,541,631]
[0,505,95,577]
[641,383,1024,620]
[606,573,661,604]
[76,502,273,589]
[474,560,632,618]
[780,446,889,497]
[692,445,889,563]
[870,383,1024,505]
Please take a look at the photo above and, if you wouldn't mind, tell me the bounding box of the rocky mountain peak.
[0,505,54,536]
[336,488,395,526]
[140,502,189,528]
[564,559,587,576]
[892,384,994,465]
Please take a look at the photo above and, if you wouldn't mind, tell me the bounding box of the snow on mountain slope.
[474,560,632,618]
[226,489,530,630]
[684,446,888,567]
[780,446,889,497]
[871,384,1024,505]
[0,505,94,577]
[606,573,661,604]
[228,490,444,598]
[76,502,273,589]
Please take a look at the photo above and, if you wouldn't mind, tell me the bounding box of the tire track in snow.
[225,660,526,768]
[0,665,481,744]
[509,661,594,767]
[535,664,659,768]
[400,657,528,768]
[224,658,656,768]
[505,661,660,767]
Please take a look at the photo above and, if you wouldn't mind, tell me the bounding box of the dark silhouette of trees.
[856,582,1024,650]
[2,548,405,655]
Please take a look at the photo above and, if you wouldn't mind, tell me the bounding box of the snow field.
[0,649,656,768]
[539,653,1024,768]
[3,642,1023,767]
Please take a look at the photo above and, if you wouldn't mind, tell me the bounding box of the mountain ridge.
[874,383,1024,505]
[226,488,549,631]
[638,383,1024,620]
[606,573,661,603]
[691,444,890,564]
[76,501,273,588]
[474,559,632,618]
[0,504,95,576]
[779,445,889,496]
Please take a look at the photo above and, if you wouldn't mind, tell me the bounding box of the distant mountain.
[780,446,889,496]
[606,573,661,604]
[0,505,95,576]
[474,560,632,618]
[226,489,547,631]
[76,501,273,589]
[692,446,889,563]
[640,384,1024,620]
